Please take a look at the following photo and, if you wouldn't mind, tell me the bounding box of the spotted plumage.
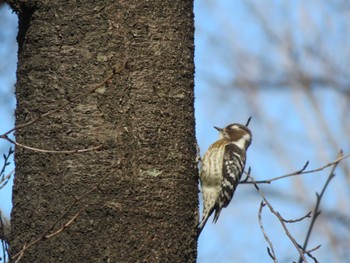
[198,123,252,235]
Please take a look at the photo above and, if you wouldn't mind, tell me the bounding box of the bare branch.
[45,209,83,239]
[1,147,14,176]
[13,209,83,263]
[302,244,321,263]
[249,173,310,262]
[297,151,343,263]
[282,212,312,223]
[0,170,14,190]
[1,66,121,138]
[241,153,350,184]
[0,68,122,153]
[0,147,14,190]
[258,201,279,263]
[3,135,103,154]
[10,161,120,261]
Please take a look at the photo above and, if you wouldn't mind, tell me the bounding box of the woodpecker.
[198,122,252,235]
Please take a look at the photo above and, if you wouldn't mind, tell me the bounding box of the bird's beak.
[214,126,223,132]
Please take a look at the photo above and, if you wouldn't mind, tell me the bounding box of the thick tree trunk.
[9,1,197,262]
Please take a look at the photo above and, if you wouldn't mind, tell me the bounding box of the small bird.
[198,121,252,235]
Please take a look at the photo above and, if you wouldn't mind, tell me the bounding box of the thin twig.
[14,244,26,263]
[241,153,350,184]
[306,245,321,254]
[249,174,309,262]
[297,151,343,263]
[10,164,118,261]
[4,135,102,154]
[45,209,83,238]
[1,147,14,176]
[0,170,14,190]
[0,147,14,190]
[302,244,321,263]
[258,201,279,263]
[13,209,83,263]
[282,212,312,223]
[1,67,121,138]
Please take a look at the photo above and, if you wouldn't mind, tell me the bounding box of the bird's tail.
[198,214,209,236]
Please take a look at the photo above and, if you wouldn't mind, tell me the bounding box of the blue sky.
[1,1,350,262]
[0,5,16,220]
[195,1,349,262]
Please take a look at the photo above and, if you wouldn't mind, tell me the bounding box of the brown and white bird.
[198,122,252,235]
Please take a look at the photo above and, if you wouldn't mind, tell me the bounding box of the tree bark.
[9,1,197,262]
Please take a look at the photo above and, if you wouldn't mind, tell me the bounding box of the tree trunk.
[9,1,197,262]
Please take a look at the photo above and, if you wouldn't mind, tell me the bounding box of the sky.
[195,1,349,262]
[1,1,350,262]
[0,5,16,220]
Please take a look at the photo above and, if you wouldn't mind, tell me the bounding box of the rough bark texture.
[9,1,197,262]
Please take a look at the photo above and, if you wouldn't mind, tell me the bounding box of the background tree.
[3,0,197,262]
